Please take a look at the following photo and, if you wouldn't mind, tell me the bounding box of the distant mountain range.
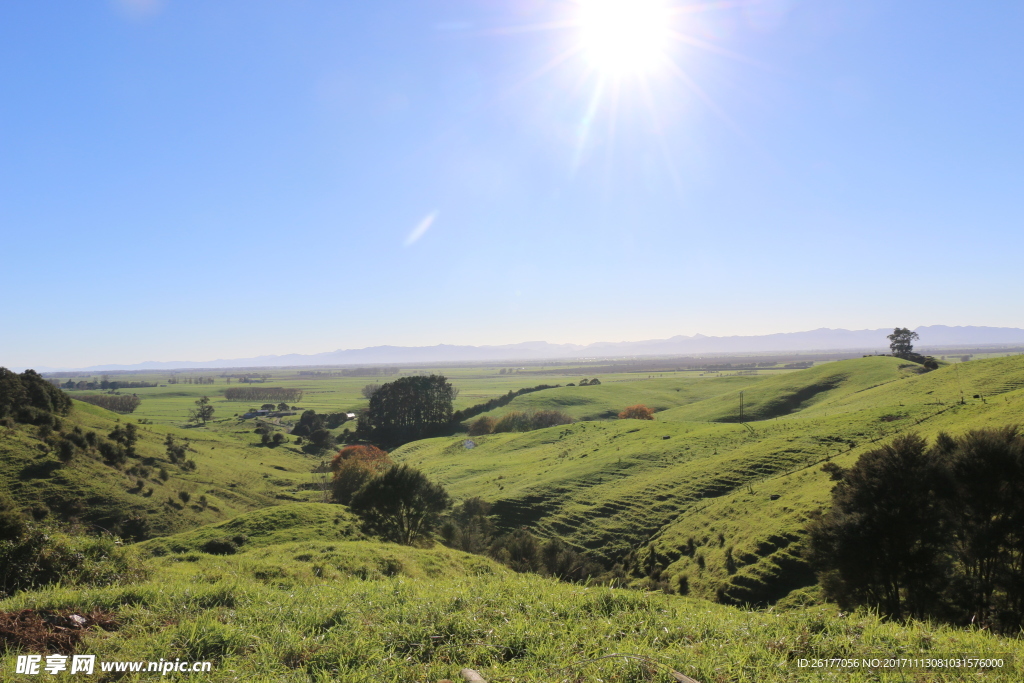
[18,325,1024,373]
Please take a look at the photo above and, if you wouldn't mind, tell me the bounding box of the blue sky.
[2,1,1022,369]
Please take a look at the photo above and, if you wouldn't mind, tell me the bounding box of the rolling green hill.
[0,399,332,538]
[4,358,1024,680]
[395,355,1024,606]
[462,375,765,422]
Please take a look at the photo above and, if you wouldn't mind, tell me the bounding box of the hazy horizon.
[10,323,1024,372]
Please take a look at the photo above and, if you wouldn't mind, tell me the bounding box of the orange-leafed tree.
[618,404,655,420]
[330,445,392,505]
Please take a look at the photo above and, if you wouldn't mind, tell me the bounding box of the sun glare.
[578,0,671,76]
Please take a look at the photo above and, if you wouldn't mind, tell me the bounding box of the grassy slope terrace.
[3,504,1021,681]
[397,355,1024,605]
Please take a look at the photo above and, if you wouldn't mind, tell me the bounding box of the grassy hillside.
[5,359,1024,680]
[0,399,333,538]
[397,355,1024,606]
[3,529,1020,681]
[656,356,911,423]
[462,375,765,422]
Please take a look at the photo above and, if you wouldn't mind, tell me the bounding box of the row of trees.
[58,379,156,391]
[808,427,1024,633]
[75,394,142,414]
[223,387,303,402]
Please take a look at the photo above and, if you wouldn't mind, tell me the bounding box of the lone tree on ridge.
[887,327,919,358]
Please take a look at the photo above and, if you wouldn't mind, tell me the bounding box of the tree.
[189,396,214,425]
[441,497,495,554]
[935,427,1024,632]
[618,405,654,420]
[361,383,381,400]
[887,327,920,358]
[359,375,456,446]
[307,428,334,452]
[807,433,948,620]
[291,409,323,437]
[348,465,451,544]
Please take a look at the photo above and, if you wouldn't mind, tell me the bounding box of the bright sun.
[578,0,671,76]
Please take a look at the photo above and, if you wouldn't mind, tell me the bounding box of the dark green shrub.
[0,525,147,597]
[200,538,238,555]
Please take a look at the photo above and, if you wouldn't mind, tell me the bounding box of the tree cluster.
[438,499,602,581]
[0,368,73,423]
[808,428,1024,633]
[223,387,303,402]
[74,394,142,414]
[358,375,456,446]
[291,409,349,437]
[577,378,602,386]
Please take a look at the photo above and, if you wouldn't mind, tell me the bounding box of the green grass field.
[3,504,1021,681]
[394,355,1024,606]
[4,354,1024,680]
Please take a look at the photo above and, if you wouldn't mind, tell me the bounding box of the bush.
[530,410,574,429]
[349,465,450,544]
[467,416,495,436]
[492,410,574,434]
[200,538,238,555]
[492,411,534,433]
[618,405,654,420]
[0,525,147,597]
[0,492,26,542]
[330,445,392,505]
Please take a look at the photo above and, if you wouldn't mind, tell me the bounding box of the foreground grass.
[3,550,1021,682]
